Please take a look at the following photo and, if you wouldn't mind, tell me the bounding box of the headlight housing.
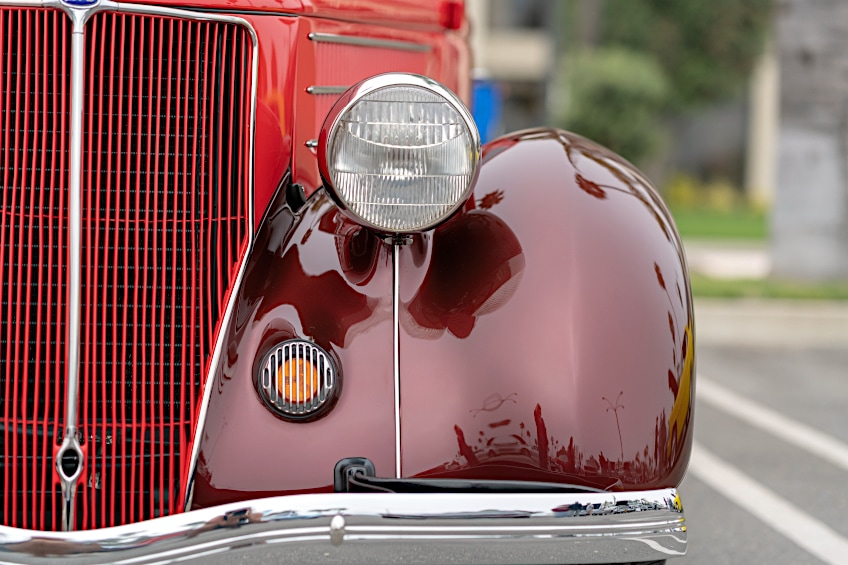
[318,73,480,233]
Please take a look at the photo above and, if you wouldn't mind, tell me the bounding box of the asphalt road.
[678,311,848,564]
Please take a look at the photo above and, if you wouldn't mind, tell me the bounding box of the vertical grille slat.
[1,7,253,531]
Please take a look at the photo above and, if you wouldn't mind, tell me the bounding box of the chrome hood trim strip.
[55,13,86,533]
[308,32,431,52]
[0,488,686,565]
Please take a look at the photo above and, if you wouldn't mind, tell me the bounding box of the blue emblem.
[62,0,99,6]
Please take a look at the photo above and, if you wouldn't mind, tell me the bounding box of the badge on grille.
[62,0,100,7]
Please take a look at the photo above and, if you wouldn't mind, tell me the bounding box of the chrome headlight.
[318,73,480,233]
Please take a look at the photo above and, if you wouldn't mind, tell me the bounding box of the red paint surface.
[112,0,455,29]
[398,130,695,491]
[250,16,297,228]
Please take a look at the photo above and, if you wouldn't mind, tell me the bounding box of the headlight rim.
[318,72,481,235]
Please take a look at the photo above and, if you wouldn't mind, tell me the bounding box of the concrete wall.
[773,0,848,280]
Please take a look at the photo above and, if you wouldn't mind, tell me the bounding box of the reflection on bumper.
[0,489,686,564]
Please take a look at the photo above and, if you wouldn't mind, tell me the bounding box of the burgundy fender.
[398,128,695,491]
[192,128,694,508]
[192,184,397,508]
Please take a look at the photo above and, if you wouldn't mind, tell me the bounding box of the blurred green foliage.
[665,174,760,213]
[598,0,774,109]
[556,0,773,164]
[557,48,669,164]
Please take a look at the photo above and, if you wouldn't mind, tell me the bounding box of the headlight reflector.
[319,74,480,233]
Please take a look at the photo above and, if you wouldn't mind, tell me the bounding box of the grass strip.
[691,273,848,300]
[671,208,767,241]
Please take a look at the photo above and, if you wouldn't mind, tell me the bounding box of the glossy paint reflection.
[193,188,396,508]
[399,129,694,491]
[402,208,525,340]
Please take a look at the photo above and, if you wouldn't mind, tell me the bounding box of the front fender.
[192,128,695,508]
[398,128,695,490]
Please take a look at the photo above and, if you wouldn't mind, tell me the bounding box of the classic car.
[0,0,694,563]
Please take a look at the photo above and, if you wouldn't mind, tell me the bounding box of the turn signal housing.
[257,340,339,421]
[318,73,480,234]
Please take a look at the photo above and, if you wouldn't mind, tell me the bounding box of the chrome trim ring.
[317,73,481,234]
[257,340,340,421]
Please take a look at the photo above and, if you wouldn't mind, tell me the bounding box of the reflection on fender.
[398,129,694,492]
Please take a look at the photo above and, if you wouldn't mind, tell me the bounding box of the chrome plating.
[308,32,431,53]
[393,243,402,479]
[307,86,350,95]
[0,489,686,564]
[56,14,86,534]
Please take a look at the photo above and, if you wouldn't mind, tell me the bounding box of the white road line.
[690,442,848,565]
[698,377,848,472]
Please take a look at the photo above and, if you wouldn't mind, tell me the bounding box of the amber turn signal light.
[278,358,320,404]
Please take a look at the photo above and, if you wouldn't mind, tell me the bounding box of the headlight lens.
[319,74,480,233]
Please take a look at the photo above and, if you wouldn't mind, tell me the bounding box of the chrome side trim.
[306,85,349,95]
[392,243,402,479]
[0,489,686,565]
[308,31,431,52]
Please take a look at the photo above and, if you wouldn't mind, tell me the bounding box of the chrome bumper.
[0,489,686,564]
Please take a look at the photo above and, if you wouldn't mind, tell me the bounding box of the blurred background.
[466,0,848,295]
[465,2,848,564]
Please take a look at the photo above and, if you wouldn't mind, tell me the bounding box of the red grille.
[0,8,253,530]
[0,7,71,531]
